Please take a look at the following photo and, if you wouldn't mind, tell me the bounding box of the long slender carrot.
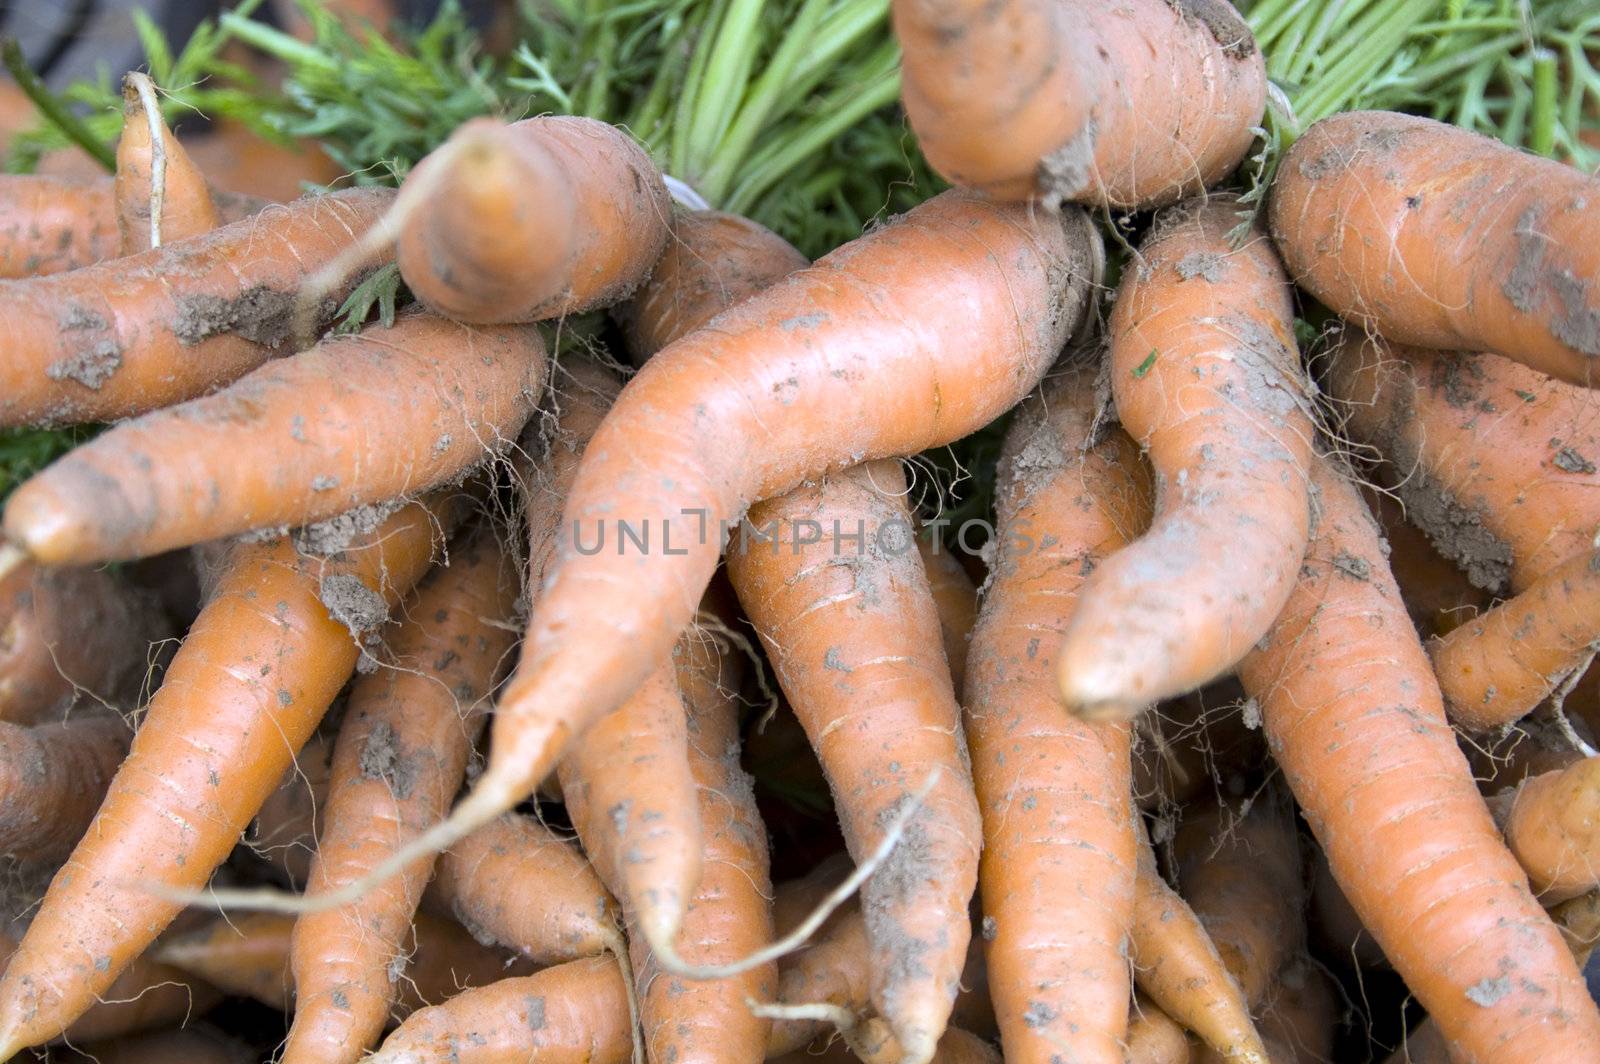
[1499,757,1600,904]
[366,954,632,1064]
[0,185,393,428]
[916,536,978,695]
[962,364,1151,1064]
[5,307,545,566]
[0,493,459,1056]
[0,711,130,864]
[1056,197,1312,719]
[396,116,671,324]
[893,0,1265,207]
[1236,455,1600,1062]
[114,73,220,255]
[1325,332,1600,594]
[729,459,980,1062]
[1272,110,1600,386]
[250,731,335,888]
[0,175,120,277]
[284,532,519,1064]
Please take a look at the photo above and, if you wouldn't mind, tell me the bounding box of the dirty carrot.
[729,459,980,1063]
[1056,196,1312,719]
[1499,757,1600,904]
[1236,455,1600,1062]
[0,711,131,864]
[114,72,220,254]
[765,899,874,1057]
[962,364,1152,1064]
[0,493,457,1056]
[1272,110,1600,386]
[893,0,1265,208]
[0,175,119,278]
[396,115,671,324]
[5,307,545,566]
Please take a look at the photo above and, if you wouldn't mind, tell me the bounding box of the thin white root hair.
[602,926,646,1064]
[126,72,167,250]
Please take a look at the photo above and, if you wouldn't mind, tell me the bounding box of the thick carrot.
[0,493,456,1055]
[285,533,519,1064]
[893,0,1265,207]
[1128,998,1197,1064]
[1326,332,1600,593]
[729,459,980,1062]
[1272,110,1600,386]
[114,73,220,254]
[58,1026,255,1064]
[0,711,130,864]
[0,185,393,427]
[1132,826,1266,1063]
[1236,456,1600,1062]
[614,208,808,365]
[250,731,335,887]
[396,116,671,324]
[1056,197,1312,719]
[916,536,977,694]
[962,365,1151,1064]
[366,954,631,1064]
[0,560,171,725]
[1499,757,1600,903]
[5,307,544,566]
[0,175,119,277]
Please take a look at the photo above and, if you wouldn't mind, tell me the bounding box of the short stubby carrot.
[0,185,394,427]
[285,532,519,1064]
[962,364,1152,1064]
[396,115,671,324]
[114,73,220,254]
[1272,111,1600,387]
[1057,196,1312,719]
[0,175,119,278]
[729,459,979,1064]
[1326,332,1600,593]
[0,711,131,864]
[1500,758,1600,904]
[5,308,545,566]
[0,493,457,1056]
[367,954,632,1064]
[1237,455,1600,1063]
[894,0,1265,207]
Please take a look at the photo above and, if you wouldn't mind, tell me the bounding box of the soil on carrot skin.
[359,721,418,800]
[1166,0,1257,59]
[319,573,388,638]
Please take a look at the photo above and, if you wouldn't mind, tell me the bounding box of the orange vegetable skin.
[963,367,1151,1064]
[477,189,1098,860]
[0,176,119,277]
[0,185,393,427]
[1128,999,1196,1064]
[1501,758,1600,903]
[0,495,453,1055]
[916,536,977,694]
[285,534,519,1064]
[1272,111,1600,387]
[397,115,670,324]
[730,459,979,1062]
[1236,457,1600,1062]
[765,901,874,1056]
[1056,198,1312,719]
[114,76,220,254]
[894,0,1265,208]
[6,308,544,566]
[369,954,632,1064]
[0,712,130,863]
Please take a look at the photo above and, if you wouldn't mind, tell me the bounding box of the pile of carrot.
[2,1,1600,1062]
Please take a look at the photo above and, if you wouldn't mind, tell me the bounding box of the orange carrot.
[0,185,393,428]
[285,533,519,1064]
[250,732,335,888]
[114,73,219,254]
[396,116,671,324]
[1128,998,1197,1064]
[0,711,130,864]
[0,493,458,1056]
[765,900,874,1056]
[0,559,171,725]
[1499,757,1600,903]
[729,459,980,1062]
[1236,455,1600,1062]
[0,175,119,277]
[893,0,1265,207]
[5,307,544,565]
[367,954,632,1064]
[1056,196,1311,719]
[916,535,978,694]
[962,365,1151,1063]
[1272,111,1600,386]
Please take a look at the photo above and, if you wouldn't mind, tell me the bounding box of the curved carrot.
[614,208,808,365]
[1501,758,1600,903]
[5,308,544,565]
[0,185,393,428]
[396,116,671,324]
[963,365,1151,1064]
[916,535,977,694]
[367,954,632,1064]
[0,494,458,1056]
[1272,111,1600,386]
[1128,998,1196,1064]
[250,731,335,888]
[284,533,519,1064]
[1326,333,1600,594]
[114,73,219,254]
[729,459,980,1062]
[1057,197,1311,719]
[893,0,1265,207]
[0,175,119,278]
[0,711,130,864]
[1236,456,1600,1062]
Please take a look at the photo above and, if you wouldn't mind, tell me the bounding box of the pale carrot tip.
[0,543,25,583]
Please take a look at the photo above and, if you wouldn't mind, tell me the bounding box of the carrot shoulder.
[1236,456,1600,1062]
[963,365,1151,1064]
[1056,197,1312,718]
[1273,110,1600,386]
